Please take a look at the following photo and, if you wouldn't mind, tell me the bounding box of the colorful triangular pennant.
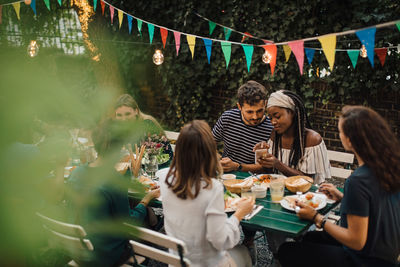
[305,48,315,65]
[93,0,97,11]
[160,28,168,49]
[241,32,253,43]
[262,44,277,76]
[173,31,181,56]
[221,42,231,69]
[283,45,291,62]
[356,28,376,67]
[30,0,36,15]
[127,15,133,34]
[347,50,359,69]
[186,35,196,59]
[396,22,400,32]
[209,21,216,36]
[57,0,61,6]
[109,6,114,24]
[43,0,50,10]
[224,27,232,41]
[374,48,387,67]
[137,19,142,35]
[318,35,337,71]
[100,0,105,15]
[288,40,304,75]
[241,44,254,72]
[147,24,155,44]
[118,10,123,29]
[203,38,212,64]
[12,2,20,20]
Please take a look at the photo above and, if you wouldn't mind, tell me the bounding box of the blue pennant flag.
[30,0,36,15]
[202,38,212,64]
[355,28,376,67]
[305,48,315,64]
[127,15,133,34]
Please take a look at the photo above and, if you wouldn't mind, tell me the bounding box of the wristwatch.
[237,163,242,171]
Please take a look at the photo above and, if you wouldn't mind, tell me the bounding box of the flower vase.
[144,153,158,179]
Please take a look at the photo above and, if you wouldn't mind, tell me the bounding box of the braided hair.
[272,90,311,169]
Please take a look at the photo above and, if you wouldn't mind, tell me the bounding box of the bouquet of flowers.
[141,134,171,164]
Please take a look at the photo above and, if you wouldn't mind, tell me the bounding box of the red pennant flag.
[262,44,277,76]
[0,6,2,24]
[374,48,387,67]
[288,40,305,75]
[100,0,105,15]
[160,28,168,49]
[241,32,253,43]
[109,6,114,24]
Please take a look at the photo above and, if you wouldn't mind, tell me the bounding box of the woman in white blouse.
[159,120,254,267]
[254,90,331,184]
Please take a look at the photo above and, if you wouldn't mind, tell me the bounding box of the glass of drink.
[270,177,285,203]
[144,154,158,180]
[241,187,255,200]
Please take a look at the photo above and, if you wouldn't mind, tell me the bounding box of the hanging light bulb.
[27,40,39,58]
[24,0,31,5]
[152,49,164,65]
[359,45,367,58]
[262,51,272,64]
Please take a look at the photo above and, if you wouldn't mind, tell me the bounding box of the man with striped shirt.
[213,80,273,173]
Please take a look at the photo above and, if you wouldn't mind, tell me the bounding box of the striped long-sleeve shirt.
[212,108,273,164]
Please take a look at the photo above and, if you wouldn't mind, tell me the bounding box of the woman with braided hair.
[254,90,331,184]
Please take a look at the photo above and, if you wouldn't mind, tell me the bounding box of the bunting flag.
[305,48,315,64]
[57,0,61,6]
[118,10,123,28]
[0,6,2,24]
[137,19,142,35]
[160,28,168,48]
[100,0,105,15]
[127,15,133,34]
[318,35,336,71]
[209,21,216,36]
[173,31,181,56]
[262,44,277,76]
[283,45,291,62]
[374,48,387,66]
[347,50,359,69]
[43,0,50,10]
[147,23,155,44]
[288,40,304,75]
[186,35,196,59]
[12,2,20,20]
[93,0,97,11]
[224,27,232,40]
[241,32,253,43]
[31,0,36,15]
[221,42,231,69]
[396,22,400,32]
[242,44,254,72]
[203,38,212,64]
[109,6,114,24]
[356,28,376,67]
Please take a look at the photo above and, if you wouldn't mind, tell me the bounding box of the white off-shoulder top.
[267,139,331,184]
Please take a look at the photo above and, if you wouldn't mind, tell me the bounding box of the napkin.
[244,205,263,220]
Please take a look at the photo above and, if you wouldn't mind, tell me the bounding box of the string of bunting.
[1,0,400,75]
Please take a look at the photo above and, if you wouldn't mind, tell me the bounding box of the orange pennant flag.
[283,45,291,62]
[318,35,336,71]
[100,0,105,15]
[262,44,277,76]
[160,28,168,49]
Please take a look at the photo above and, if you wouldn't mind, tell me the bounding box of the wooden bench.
[327,150,355,179]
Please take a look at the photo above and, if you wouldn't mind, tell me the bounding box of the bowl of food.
[223,178,253,194]
[285,175,313,193]
[221,173,236,180]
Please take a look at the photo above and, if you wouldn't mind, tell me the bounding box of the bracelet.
[311,211,318,223]
[321,218,327,229]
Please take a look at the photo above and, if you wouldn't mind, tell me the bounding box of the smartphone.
[255,149,269,163]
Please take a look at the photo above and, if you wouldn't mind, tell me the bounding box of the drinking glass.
[241,187,255,200]
[270,177,285,203]
[144,154,158,179]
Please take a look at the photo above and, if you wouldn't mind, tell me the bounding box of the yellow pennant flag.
[186,35,196,59]
[283,45,291,62]
[118,10,123,29]
[318,35,336,71]
[12,2,20,20]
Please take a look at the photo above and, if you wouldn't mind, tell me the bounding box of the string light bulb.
[152,49,164,65]
[24,0,31,5]
[359,45,367,58]
[262,51,272,64]
[27,40,39,57]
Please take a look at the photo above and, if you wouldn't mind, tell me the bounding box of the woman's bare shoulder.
[305,129,322,147]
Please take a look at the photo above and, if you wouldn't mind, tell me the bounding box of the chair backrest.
[124,223,191,267]
[36,212,94,261]
[327,150,355,179]
[165,130,180,152]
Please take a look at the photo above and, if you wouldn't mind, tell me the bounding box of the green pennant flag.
[209,21,216,36]
[147,23,155,44]
[242,44,254,72]
[224,27,232,41]
[396,22,400,32]
[137,19,143,35]
[93,0,97,11]
[221,42,231,69]
[57,0,61,6]
[347,50,359,69]
[43,0,50,10]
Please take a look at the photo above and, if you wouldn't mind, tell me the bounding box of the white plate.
[256,173,287,179]
[280,193,327,211]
